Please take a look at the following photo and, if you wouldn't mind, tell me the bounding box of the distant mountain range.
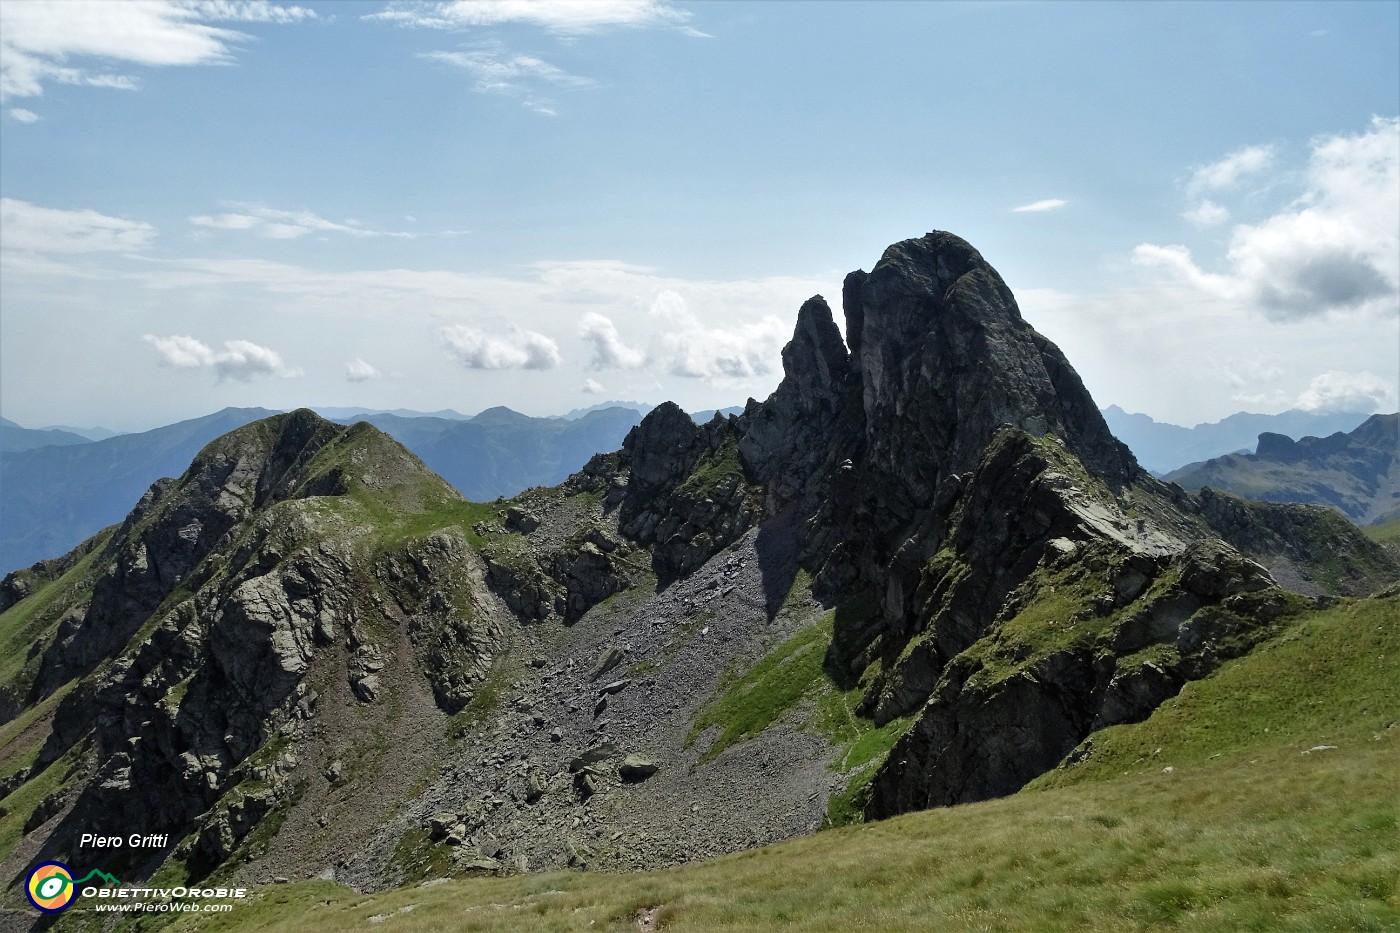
[560,401,744,422]
[335,406,646,502]
[0,404,671,574]
[1100,405,1374,475]
[1165,413,1399,526]
[36,423,123,441]
[311,405,473,421]
[5,398,1378,575]
[562,400,653,420]
[0,416,94,453]
[0,408,281,575]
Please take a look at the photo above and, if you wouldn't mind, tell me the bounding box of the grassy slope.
[131,594,1398,933]
[1364,517,1400,564]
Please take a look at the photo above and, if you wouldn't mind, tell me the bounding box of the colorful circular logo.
[26,861,76,913]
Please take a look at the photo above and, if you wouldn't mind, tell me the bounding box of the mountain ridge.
[1166,412,1400,526]
[1102,404,1375,475]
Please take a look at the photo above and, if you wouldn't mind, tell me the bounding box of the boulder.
[619,755,659,782]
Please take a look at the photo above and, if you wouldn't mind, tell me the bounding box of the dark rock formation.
[611,402,762,582]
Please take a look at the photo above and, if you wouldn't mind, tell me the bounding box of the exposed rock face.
[740,295,857,520]
[30,410,343,702]
[741,234,1137,625]
[4,411,495,880]
[610,402,762,582]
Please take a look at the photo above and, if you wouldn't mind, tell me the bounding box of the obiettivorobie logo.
[23,861,248,916]
[25,862,121,914]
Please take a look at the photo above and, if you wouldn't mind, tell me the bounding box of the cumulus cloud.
[0,0,314,99]
[441,325,561,370]
[1134,116,1400,320]
[111,255,826,393]
[647,290,788,380]
[368,0,706,37]
[582,377,605,394]
[345,358,380,382]
[1182,199,1229,227]
[8,107,39,123]
[1011,198,1068,213]
[142,334,297,382]
[579,312,645,369]
[190,204,412,239]
[1294,371,1397,414]
[1186,144,1276,195]
[1,198,155,252]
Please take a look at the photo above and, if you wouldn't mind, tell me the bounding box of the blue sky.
[1,0,1397,432]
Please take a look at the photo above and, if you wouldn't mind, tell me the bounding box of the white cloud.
[186,1,318,24]
[647,290,788,380]
[191,212,261,231]
[1135,116,1400,321]
[1182,199,1229,227]
[107,255,827,392]
[1,198,155,252]
[582,377,605,394]
[579,312,645,369]
[441,325,561,370]
[1130,243,1241,299]
[8,107,39,123]
[1019,279,1397,426]
[421,49,591,88]
[1294,371,1397,414]
[368,0,706,37]
[142,334,297,382]
[420,47,593,114]
[1186,144,1276,195]
[0,0,314,99]
[1011,198,1068,213]
[190,204,412,239]
[143,334,217,368]
[345,358,380,382]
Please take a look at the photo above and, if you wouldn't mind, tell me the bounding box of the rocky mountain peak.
[782,295,851,392]
[728,232,1139,614]
[621,401,704,494]
[846,230,1134,484]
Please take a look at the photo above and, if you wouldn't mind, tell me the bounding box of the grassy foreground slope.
[154,595,1398,933]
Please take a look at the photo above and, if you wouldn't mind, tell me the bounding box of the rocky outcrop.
[1194,487,1400,597]
[380,532,500,711]
[738,296,861,530]
[608,403,763,582]
[732,233,1139,631]
[27,410,344,704]
[6,410,491,880]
